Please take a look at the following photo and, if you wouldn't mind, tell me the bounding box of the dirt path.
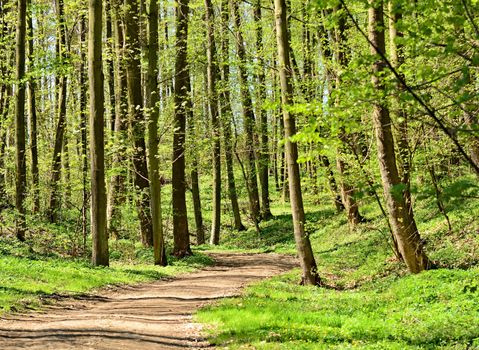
[0,253,296,349]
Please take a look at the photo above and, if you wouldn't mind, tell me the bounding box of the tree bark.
[26,0,39,213]
[205,0,221,245]
[388,0,412,210]
[79,14,89,251]
[172,0,192,257]
[107,0,128,236]
[48,0,68,222]
[124,0,153,247]
[14,0,27,241]
[368,0,429,273]
[105,0,116,133]
[231,0,261,223]
[254,0,272,220]
[147,0,167,265]
[274,0,320,286]
[89,0,109,266]
[219,0,245,231]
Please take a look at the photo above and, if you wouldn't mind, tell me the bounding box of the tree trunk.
[205,0,221,245]
[124,0,153,247]
[172,0,192,257]
[368,0,429,273]
[332,5,363,227]
[191,161,204,244]
[105,0,116,133]
[89,0,109,266]
[321,155,344,212]
[147,0,167,265]
[27,0,39,213]
[274,0,320,286]
[231,0,261,223]
[14,0,27,241]
[107,0,128,236]
[254,0,272,220]
[48,0,68,222]
[79,14,88,251]
[388,0,412,210]
[219,0,245,231]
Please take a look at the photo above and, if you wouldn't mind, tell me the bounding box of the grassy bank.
[197,175,479,349]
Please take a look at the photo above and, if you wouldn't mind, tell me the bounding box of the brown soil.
[0,252,296,349]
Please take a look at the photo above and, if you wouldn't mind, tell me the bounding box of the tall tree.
[48,0,68,222]
[89,0,109,266]
[124,0,153,247]
[14,0,27,241]
[79,14,89,249]
[172,0,192,257]
[219,0,245,232]
[274,0,320,285]
[368,0,429,273]
[231,0,261,224]
[253,0,272,220]
[147,0,167,265]
[26,0,39,213]
[205,0,221,245]
[388,0,412,209]
[332,7,364,227]
[107,0,128,236]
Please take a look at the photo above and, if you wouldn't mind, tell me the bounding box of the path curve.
[0,253,296,349]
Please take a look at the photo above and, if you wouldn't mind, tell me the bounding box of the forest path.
[0,252,296,349]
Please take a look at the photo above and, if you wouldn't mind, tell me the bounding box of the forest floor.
[0,252,295,350]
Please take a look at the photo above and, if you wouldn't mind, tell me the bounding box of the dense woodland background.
[0,0,479,343]
[1,0,479,347]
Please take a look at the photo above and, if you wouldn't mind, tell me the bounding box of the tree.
[231,0,261,224]
[48,0,68,222]
[14,0,27,241]
[368,0,429,273]
[147,0,167,265]
[26,0,39,213]
[124,0,153,247]
[172,0,192,257]
[89,0,109,266]
[253,0,272,220]
[219,0,245,232]
[274,0,320,286]
[205,0,221,245]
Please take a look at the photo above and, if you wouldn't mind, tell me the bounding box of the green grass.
[0,237,213,314]
[197,175,479,349]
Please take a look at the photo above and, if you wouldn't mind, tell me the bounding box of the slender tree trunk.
[0,0,10,211]
[105,0,116,133]
[219,0,245,231]
[231,0,261,223]
[254,0,272,220]
[89,0,109,266]
[388,0,412,210]
[205,0,221,245]
[368,0,429,273]
[63,135,71,203]
[27,0,39,213]
[79,14,88,251]
[274,0,320,286]
[146,0,167,265]
[48,0,68,222]
[14,0,27,241]
[321,155,344,212]
[172,0,192,257]
[190,159,204,244]
[332,6,363,227]
[107,0,128,236]
[124,0,153,247]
